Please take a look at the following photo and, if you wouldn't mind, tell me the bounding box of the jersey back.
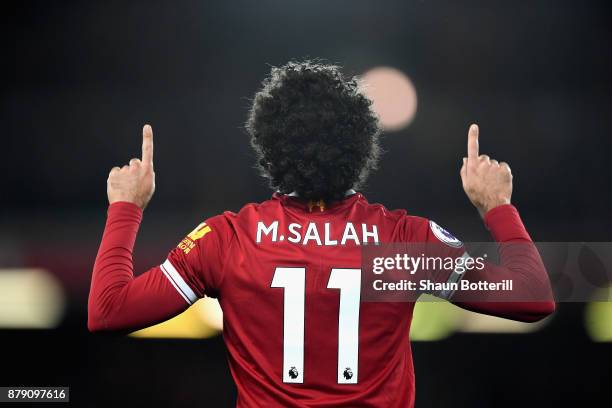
[165,192,457,407]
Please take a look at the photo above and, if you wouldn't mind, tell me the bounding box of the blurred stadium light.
[359,66,417,131]
[131,294,554,340]
[410,295,549,341]
[458,312,548,334]
[585,286,612,342]
[0,268,65,328]
[131,297,222,339]
[410,295,461,341]
[197,297,224,330]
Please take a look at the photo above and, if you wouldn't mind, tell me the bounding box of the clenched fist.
[107,124,156,209]
[460,124,512,218]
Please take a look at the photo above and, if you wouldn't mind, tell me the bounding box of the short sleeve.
[161,215,232,304]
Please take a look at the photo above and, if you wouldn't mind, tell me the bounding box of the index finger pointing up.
[467,123,479,161]
[142,124,154,167]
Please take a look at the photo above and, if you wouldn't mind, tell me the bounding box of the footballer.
[88,61,555,407]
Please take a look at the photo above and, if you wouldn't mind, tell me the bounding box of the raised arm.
[88,125,193,332]
[452,124,555,322]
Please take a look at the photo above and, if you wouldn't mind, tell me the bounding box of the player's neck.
[286,189,357,198]
[284,189,357,213]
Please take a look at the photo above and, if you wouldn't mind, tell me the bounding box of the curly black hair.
[246,60,381,203]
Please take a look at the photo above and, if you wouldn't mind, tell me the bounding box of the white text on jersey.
[256,221,379,245]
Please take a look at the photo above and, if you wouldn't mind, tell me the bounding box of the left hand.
[460,124,513,218]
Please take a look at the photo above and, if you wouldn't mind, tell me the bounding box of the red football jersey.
[89,192,554,407]
[164,192,460,407]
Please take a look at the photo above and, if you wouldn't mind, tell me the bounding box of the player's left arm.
[449,124,555,322]
[447,205,556,322]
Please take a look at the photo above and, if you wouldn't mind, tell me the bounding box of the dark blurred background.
[1,0,611,406]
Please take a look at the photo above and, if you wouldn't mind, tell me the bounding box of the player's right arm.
[88,202,192,332]
[88,125,226,332]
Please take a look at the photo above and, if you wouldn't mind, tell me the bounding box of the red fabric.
[87,202,187,331]
[89,195,555,407]
[453,204,556,321]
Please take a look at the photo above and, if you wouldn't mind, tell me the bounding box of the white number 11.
[271,267,361,384]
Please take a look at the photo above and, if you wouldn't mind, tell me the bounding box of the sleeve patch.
[178,222,212,254]
[429,220,463,248]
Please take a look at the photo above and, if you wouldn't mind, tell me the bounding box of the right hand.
[460,124,513,218]
[107,124,156,209]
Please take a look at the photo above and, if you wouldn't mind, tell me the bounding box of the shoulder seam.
[214,215,237,296]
